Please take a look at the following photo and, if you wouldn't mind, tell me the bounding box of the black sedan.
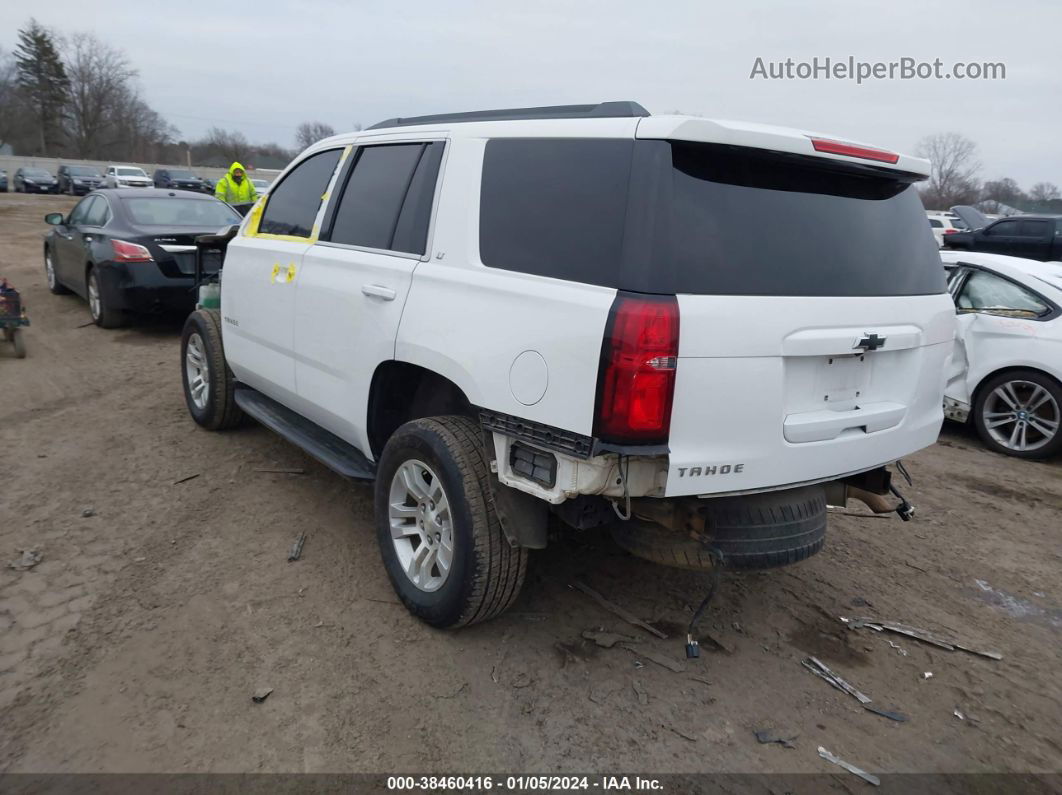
[58,164,105,195]
[43,189,241,327]
[14,167,59,193]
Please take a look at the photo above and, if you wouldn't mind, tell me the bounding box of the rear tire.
[611,485,827,571]
[973,369,1062,459]
[181,309,244,430]
[374,416,527,628]
[44,249,70,295]
[87,266,125,328]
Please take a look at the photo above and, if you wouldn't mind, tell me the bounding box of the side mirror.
[45,212,64,226]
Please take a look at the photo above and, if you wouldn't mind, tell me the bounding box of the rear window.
[478,138,944,297]
[660,141,944,296]
[123,197,240,227]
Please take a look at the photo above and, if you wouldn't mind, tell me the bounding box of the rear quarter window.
[479,138,633,286]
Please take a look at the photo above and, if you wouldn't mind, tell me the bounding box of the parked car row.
[1,165,261,194]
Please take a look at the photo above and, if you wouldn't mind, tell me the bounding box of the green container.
[198,282,220,310]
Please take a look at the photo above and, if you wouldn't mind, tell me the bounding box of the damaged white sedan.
[941,251,1062,458]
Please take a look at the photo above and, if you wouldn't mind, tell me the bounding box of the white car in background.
[104,165,153,189]
[251,178,271,195]
[942,250,1062,458]
[927,212,967,248]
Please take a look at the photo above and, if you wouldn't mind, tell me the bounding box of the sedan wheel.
[975,372,1062,458]
[86,268,125,328]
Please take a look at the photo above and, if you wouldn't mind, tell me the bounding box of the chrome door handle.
[362,284,396,301]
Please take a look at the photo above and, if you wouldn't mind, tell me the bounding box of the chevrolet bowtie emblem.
[854,333,887,352]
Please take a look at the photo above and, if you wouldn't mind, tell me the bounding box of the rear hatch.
[625,127,953,496]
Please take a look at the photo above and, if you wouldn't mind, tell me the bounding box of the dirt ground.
[1,191,1060,779]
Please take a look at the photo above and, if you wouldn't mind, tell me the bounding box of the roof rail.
[367,101,650,130]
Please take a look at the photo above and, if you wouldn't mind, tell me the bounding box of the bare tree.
[295,120,335,150]
[916,132,981,209]
[202,127,249,162]
[1029,181,1061,203]
[64,33,136,158]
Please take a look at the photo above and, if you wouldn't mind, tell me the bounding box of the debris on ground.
[8,548,41,571]
[753,729,797,749]
[81,508,96,518]
[863,705,909,722]
[818,746,880,786]
[288,532,306,562]
[253,467,305,474]
[581,629,637,648]
[511,672,532,689]
[923,672,934,680]
[251,687,273,704]
[887,640,908,656]
[954,708,966,721]
[668,724,699,742]
[801,656,871,704]
[632,679,648,706]
[843,617,1002,660]
[570,581,667,639]
[172,473,200,485]
[620,643,686,673]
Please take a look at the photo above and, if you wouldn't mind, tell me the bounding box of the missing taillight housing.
[111,239,153,263]
[594,293,679,445]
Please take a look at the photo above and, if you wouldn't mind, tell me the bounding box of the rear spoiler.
[637,116,930,179]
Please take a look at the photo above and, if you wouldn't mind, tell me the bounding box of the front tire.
[375,416,527,628]
[87,267,125,328]
[973,370,1062,459]
[181,309,244,430]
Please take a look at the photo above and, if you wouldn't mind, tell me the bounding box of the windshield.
[168,170,196,179]
[123,197,241,227]
[25,169,51,177]
[117,167,147,177]
[70,166,101,176]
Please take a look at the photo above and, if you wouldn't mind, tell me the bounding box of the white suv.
[104,165,152,189]
[180,102,954,630]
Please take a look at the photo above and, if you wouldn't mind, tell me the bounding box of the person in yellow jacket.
[214,161,258,206]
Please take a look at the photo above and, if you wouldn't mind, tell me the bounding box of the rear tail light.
[943,228,959,234]
[594,293,679,445]
[809,137,900,164]
[111,239,153,263]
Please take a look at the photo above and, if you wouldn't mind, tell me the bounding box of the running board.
[234,386,376,481]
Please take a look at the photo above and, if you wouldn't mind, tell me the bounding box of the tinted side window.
[68,196,96,225]
[84,196,110,226]
[259,149,342,237]
[1019,220,1049,238]
[479,138,633,286]
[987,220,1020,236]
[329,143,439,253]
[929,219,943,228]
[393,143,444,255]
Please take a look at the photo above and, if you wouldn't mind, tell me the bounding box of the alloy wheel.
[45,252,56,290]
[388,460,454,592]
[88,272,101,321]
[982,379,1060,453]
[184,333,210,410]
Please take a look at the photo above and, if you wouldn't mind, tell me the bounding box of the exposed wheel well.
[972,365,1062,414]
[367,362,475,459]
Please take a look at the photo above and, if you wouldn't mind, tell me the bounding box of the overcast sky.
[3,0,1059,186]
